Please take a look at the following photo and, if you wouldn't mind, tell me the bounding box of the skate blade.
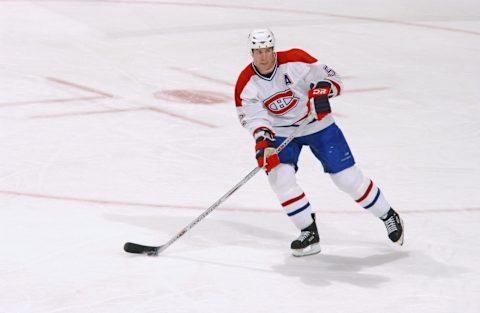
[291,243,321,257]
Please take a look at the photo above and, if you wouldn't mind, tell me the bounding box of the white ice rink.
[1,0,479,312]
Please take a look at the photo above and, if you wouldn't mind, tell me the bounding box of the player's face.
[252,47,276,75]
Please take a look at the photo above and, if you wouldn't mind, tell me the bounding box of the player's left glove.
[254,128,280,173]
[308,81,332,121]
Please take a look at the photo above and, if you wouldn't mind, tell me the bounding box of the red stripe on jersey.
[356,180,373,203]
[277,49,317,65]
[294,113,309,124]
[327,79,342,96]
[252,126,275,136]
[282,193,305,207]
[234,65,256,107]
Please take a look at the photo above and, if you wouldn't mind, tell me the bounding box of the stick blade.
[124,242,161,256]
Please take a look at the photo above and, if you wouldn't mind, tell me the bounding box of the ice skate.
[291,213,321,257]
[381,208,404,246]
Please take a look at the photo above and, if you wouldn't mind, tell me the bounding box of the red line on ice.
[348,87,390,93]
[0,190,478,214]
[0,75,216,127]
[0,96,105,107]
[29,107,143,118]
[168,66,234,87]
[46,77,114,98]
[29,106,218,128]
[0,77,112,108]
[148,107,217,128]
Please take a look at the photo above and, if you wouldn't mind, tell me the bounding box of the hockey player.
[234,29,404,257]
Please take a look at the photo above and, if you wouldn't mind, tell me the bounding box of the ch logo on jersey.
[263,89,299,115]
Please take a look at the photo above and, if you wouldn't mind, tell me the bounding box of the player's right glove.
[254,128,280,173]
[308,81,332,121]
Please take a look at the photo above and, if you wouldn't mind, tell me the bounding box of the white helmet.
[248,28,275,50]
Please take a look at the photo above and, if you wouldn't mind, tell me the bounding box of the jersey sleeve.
[305,62,343,97]
[278,49,343,98]
[234,67,274,136]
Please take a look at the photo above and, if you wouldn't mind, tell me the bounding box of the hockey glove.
[308,81,332,121]
[254,128,280,173]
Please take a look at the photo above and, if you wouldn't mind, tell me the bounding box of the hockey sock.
[330,166,390,218]
[268,164,314,230]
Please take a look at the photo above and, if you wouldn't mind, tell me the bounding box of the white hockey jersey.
[234,49,343,138]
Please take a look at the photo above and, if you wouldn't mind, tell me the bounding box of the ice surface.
[0,1,479,312]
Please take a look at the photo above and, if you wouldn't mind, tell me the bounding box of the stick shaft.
[157,117,312,254]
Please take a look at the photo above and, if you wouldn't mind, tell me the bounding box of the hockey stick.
[124,116,313,256]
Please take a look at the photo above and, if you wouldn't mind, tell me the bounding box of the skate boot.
[381,208,404,246]
[291,213,321,257]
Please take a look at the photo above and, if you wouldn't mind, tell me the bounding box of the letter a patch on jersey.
[284,74,292,85]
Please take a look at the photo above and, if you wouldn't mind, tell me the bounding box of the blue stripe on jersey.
[364,189,381,209]
[287,202,310,216]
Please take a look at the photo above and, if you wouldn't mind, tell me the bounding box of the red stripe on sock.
[356,180,373,203]
[282,193,305,207]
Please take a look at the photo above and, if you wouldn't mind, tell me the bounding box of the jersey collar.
[251,59,278,81]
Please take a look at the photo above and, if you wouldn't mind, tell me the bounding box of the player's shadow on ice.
[109,213,466,288]
[106,213,292,252]
[271,251,409,287]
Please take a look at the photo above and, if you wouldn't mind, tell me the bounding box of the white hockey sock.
[279,187,313,230]
[353,179,390,217]
[268,164,313,230]
[330,166,390,218]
